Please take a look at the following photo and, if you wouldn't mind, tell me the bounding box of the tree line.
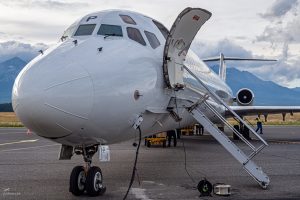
[0,103,13,112]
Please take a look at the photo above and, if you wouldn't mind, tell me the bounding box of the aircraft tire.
[85,166,105,196]
[69,166,86,196]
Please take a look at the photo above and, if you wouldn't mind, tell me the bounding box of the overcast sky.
[0,0,300,88]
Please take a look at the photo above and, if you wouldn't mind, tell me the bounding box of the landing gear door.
[163,8,211,89]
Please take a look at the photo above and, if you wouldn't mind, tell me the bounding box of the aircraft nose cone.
[12,55,94,138]
[12,61,46,133]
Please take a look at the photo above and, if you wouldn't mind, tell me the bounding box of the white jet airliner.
[12,7,300,197]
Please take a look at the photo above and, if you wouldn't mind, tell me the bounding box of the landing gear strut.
[69,145,106,196]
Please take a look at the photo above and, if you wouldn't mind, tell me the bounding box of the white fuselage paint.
[12,10,233,146]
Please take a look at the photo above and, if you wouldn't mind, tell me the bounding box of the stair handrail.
[182,65,268,146]
[243,117,256,128]
[202,100,256,151]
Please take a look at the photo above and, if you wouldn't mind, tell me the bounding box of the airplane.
[12,7,300,197]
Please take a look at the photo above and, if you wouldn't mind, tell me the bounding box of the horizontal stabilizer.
[202,57,277,62]
[202,53,276,82]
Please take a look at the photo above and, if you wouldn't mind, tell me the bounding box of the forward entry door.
[163,8,211,89]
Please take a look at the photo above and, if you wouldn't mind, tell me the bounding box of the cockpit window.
[61,23,77,40]
[127,27,146,46]
[97,24,123,37]
[120,15,136,25]
[144,31,160,49]
[152,20,169,39]
[74,24,96,36]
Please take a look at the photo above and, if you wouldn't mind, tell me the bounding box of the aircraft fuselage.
[12,10,232,146]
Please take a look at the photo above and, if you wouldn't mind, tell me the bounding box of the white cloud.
[257,0,300,44]
[192,38,300,88]
[192,39,276,70]
[0,41,48,62]
[259,0,298,19]
[0,0,88,10]
[192,39,253,59]
[0,0,299,87]
[254,0,300,87]
[257,17,300,44]
[241,43,300,88]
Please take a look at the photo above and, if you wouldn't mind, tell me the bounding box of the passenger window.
[127,27,146,46]
[120,15,136,25]
[152,20,169,39]
[74,24,96,36]
[144,31,160,49]
[97,24,123,37]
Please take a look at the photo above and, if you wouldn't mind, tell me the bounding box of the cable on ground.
[123,126,142,200]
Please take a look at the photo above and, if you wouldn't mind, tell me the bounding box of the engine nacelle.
[236,88,254,106]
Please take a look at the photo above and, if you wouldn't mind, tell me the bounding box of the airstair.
[182,65,270,188]
[161,7,269,188]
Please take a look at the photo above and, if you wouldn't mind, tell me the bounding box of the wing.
[227,106,300,117]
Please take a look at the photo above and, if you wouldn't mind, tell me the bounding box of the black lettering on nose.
[86,16,97,22]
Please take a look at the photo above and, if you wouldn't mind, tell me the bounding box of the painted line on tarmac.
[268,140,300,145]
[0,144,60,152]
[0,132,27,135]
[0,128,25,130]
[0,139,38,146]
[242,138,300,145]
[131,188,151,200]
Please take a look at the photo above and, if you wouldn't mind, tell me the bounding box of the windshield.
[97,24,123,37]
[74,24,96,36]
[61,23,77,40]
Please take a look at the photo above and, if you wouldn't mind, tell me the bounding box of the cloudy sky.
[0,0,300,88]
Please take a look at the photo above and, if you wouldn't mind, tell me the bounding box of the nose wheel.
[85,166,106,196]
[69,145,106,196]
[69,166,86,196]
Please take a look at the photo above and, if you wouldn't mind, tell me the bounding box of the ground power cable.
[174,90,212,186]
[173,90,196,184]
[123,126,142,200]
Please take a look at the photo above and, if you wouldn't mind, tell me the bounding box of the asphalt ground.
[0,126,300,200]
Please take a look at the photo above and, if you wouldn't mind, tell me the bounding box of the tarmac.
[0,126,300,200]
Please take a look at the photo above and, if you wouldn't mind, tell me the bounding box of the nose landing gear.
[69,166,86,195]
[69,145,106,196]
[85,166,106,196]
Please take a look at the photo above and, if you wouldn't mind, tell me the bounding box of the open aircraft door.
[163,8,211,89]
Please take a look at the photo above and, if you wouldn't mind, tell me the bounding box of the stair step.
[190,108,270,188]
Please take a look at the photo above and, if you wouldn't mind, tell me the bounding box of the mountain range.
[210,66,300,106]
[0,57,26,104]
[292,87,300,93]
[0,57,300,106]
